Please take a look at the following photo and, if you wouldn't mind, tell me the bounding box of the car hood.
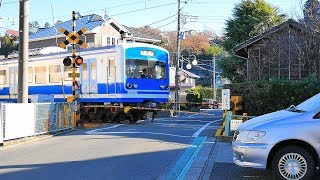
[237,110,301,131]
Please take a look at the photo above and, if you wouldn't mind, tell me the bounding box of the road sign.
[59,27,87,49]
[68,73,80,78]
[222,89,230,110]
[230,119,243,131]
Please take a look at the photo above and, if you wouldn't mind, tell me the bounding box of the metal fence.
[34,102,74,135]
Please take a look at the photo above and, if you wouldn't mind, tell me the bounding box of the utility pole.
[174,0,181,113]
[213,54,216,101]
[18,0,29,103]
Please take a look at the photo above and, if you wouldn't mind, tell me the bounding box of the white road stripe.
[155,123,204,127]
[86,124,123,134]
[192,119,223,137]
[156,119,221,123]
[86,131,190,138]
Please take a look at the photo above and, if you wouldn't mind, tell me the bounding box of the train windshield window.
[126,59,166,79]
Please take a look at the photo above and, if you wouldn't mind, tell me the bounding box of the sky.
[0,0,306,36]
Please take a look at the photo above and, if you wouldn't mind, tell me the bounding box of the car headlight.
[235,130,266,143]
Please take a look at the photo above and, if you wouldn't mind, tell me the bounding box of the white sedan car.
[233,93,320,179]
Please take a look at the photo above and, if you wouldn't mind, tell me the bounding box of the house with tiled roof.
[29,14,162,50]
[233,19,320,81]
[5,29,18,37]
[169,67,200,102]
[124,26,162,44]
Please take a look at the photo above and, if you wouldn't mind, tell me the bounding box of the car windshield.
[126,59,166,79]
[294,93,320,112]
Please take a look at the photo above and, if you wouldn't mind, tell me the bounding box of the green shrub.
[224,79,320,116]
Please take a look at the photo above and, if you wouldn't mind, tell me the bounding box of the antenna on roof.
[75,12,82,19]
[103,8,109,21]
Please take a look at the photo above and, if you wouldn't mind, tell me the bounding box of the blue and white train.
[0,42,170,122]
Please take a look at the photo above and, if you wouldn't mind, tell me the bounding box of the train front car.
[80,43,170,123]
[122,43,170,105]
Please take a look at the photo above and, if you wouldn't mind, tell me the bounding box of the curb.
[1,128,76,149]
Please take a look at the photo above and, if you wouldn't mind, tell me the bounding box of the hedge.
[223,79,320,116]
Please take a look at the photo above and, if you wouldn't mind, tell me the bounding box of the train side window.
[35,66,46,84]
[91,62,97,80]
[28,67,33,83]
[108,57,115,80]
[49,65,61,83]
[64,67,72,81]
[0,70,7,85]
[64,66,79,81]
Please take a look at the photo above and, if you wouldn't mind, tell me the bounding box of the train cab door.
[106,57,116,94]
[9,66,18,96]
[81,59,98,94]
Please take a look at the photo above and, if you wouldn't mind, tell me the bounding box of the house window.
[28,67,33,83]
[35,66,46,84]
[107,37,110,45]
[0,70,7,85]
[49,65,61,83]
[112,37,115,45]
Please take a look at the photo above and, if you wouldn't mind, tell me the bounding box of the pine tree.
[304,0,320,21]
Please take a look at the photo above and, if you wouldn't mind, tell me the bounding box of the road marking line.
[86,124,123,134]
[86,131,190,138]
[192,119,222,137]
[155,123,203,127]
[156,119,222,123]
[177,137,206,179]
[155,123,221,130]
[166,137,206,180]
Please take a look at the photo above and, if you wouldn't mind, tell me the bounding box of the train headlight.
[160,84,166,89]
[160,84,169,90]
[126,83,133,89]
[133,83,138,88]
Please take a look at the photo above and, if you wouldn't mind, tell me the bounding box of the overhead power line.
[1,0,18,5]
[111,2,177,17]
[155,19,177,29]
[142,13,177,27]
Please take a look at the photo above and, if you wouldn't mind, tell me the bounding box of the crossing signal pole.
[60,11,87,126]
[59,11,87,102]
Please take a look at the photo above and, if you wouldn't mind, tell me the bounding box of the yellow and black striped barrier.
[82,104,218,117]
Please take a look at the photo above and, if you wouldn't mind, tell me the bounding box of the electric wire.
[49,0,66,100]
[110,2,177,17]
[0,0,18,6]
[141,13,177,28]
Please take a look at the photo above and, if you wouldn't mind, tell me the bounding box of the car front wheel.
[272,145,314,180]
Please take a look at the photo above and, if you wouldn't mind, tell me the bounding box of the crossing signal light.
[63,57,72,66]
[75,56,83,66]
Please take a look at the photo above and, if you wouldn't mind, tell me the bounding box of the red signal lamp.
[75,56,83,66]
[63,57,72,66]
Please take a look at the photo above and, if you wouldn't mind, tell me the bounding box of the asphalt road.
[0,109,223,180]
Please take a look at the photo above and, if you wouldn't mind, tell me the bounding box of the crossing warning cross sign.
[60,27,87,49]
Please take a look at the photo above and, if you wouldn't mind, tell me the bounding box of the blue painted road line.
[177,137,206,180]
[166,137,206,180]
